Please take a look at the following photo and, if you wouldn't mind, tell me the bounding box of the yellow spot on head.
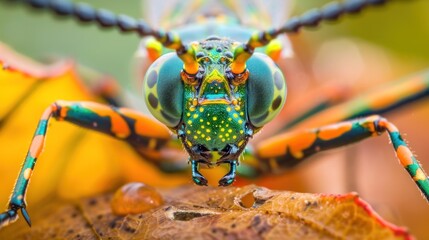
[193,135,198,139]
[228,118,232,121]
[225,133,230,137]
[240,112,244,116]
[207,122,211,125]
[222,139,226,142]
[187,120,192,125]
[193,114,199,119]
[186,140,193,147]
[238,120,243,124]
[200,119,204,122]
[206,136,211,141]
[213,116,218,121]
[221,128,225,132]
[233,135,237,139]
[228,129,232,133]
[206,129,211,133]
[201,125,205,129]
[199,107,204,112]
[219,135,223,138]
[226,107,231,112]
[235,105,240,111]
[186,130,191,134]
[201,134,205,137]
[240,130,244,134]
[186,112,191,117]
[197,130,201,134]
[233,113,238,118]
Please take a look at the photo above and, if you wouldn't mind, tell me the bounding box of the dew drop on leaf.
[110,182,164,215]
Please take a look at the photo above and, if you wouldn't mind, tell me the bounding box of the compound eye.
[143,53,183,128]
[246,53,287,128]
[180,70,199,86]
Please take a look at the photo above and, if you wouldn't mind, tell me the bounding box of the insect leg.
[218,161,238,187]
[0,105,53,228]
[254,115,429,201]
[0,100,183,228]
[290,70,429,130]
[53,101,185,169]
[191,160,208,186]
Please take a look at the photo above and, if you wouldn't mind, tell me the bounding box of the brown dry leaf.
[0,185,412,240]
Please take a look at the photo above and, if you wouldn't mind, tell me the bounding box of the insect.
[0,0,428,231]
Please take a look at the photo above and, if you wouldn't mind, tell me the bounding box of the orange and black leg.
[0,100,181,228]
[254,115,429,201]
[290,70,429,130]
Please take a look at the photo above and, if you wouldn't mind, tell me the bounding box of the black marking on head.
[147,71,158,88]
[253,112,269,124]
[206,36,221,41]
[274,71,284,90]
[225,51,233,58]
[271,96,282,111]
[148,93,158,108]
[205,44,213,50]
[196,52,205,58]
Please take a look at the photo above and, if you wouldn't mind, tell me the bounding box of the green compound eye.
[246,53,287,128]
[144,53,184,128]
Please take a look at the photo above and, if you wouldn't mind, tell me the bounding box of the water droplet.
[111,182,164,215]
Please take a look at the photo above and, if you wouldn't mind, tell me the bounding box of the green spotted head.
[143,36,286,167]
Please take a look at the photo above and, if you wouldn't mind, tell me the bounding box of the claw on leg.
[21,207,31,227]
[219,161,237,186]
[0,204,32,229]
[191,160,208,186]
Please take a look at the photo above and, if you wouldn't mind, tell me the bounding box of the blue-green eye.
[246,53,287,127]
[143,53,184,128]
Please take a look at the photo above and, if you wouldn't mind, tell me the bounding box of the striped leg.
[0,49,126,129]
[290,70,429,131]
[0,100,178,228]
[254,115,429,201]
[259,70,429,143]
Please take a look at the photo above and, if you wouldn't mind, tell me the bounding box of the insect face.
[180,37,249,165]
[144,36,286,185]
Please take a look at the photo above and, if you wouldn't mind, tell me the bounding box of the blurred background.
[1,0,429,238]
